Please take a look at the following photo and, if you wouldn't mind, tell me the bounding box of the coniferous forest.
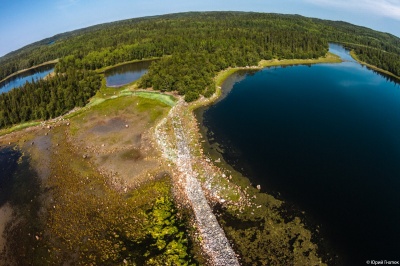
[0,12,399,128]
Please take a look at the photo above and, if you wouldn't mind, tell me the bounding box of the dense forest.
[1,12,399,127]
[0,69,101,128]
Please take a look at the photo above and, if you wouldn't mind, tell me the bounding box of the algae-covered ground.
[0,84,197,265]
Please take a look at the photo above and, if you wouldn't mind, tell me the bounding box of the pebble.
[154,101,239,265]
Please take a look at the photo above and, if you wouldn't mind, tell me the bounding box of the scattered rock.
[83,154,88,159]
[256,184,261,190]
[125,124,129,128]
[215,158,221,163]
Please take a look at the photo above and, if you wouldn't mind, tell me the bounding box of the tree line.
[2,12,399,81]
[0,69,101,128]
[1,12,399,126]
[345,44,400,77]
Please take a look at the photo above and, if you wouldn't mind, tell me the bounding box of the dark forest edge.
[0,11,399,129]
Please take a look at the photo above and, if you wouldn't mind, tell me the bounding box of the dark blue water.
[201,45,400,264]
[105,60,152,87]
[0,65,54,94]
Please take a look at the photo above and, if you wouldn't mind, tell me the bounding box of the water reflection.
[200,44,400,264]
[105,60,153,87]
[0,65,55,94]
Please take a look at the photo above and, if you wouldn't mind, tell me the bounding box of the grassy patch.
[259,52,342,67]
[215,68,242,87]
[135,96,171,121]
[0,121,41,137]
[130,91,177,107]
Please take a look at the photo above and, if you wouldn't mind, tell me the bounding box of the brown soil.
[0,204,13,253]
[67,100,166,190]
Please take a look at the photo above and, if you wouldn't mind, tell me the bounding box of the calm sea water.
[105,60,152,87]
[200,44,400,264]
[0,65,54,94]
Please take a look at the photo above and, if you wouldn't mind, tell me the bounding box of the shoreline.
[185,52,347,264]
[0,59,59,84]
[216,52,342,89]
[0,52,383,264]
[0,52,348,137]
[349,50,400,81]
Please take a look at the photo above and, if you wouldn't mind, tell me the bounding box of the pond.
[105,60,153,87]
[198,44,400,264]
[0,65,55,94]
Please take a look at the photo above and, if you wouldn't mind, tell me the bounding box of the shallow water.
[0,145,45,263]
[199,44,400,264]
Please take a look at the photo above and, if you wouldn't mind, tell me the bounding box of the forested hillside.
[1,12,399,127]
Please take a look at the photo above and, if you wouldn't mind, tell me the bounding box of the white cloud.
[305,0,400,20]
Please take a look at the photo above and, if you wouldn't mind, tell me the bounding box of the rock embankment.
[154,100,239,266]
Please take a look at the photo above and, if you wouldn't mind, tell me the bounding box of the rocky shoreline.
[154,99,240,265]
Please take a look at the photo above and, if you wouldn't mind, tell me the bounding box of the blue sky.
[0,0,399,57]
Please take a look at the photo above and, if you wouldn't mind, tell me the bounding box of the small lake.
[198,44,400,264]
[0,65,54,94]
[105,60,152,87]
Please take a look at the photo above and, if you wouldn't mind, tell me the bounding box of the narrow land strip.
[155,100,240,265]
